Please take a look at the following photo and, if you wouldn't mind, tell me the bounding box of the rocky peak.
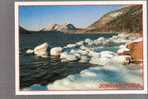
[41,23,76,32]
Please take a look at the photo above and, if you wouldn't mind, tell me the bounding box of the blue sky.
[19,5,123,31]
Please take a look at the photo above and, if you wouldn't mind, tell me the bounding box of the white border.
[15,1,147,95]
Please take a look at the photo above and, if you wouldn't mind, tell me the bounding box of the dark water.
[20,32,115,89]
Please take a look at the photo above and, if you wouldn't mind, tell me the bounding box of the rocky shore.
[127,38,143,63]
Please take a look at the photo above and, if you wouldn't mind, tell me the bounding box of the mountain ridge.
[20,5,143,34]
[87,5,142,34]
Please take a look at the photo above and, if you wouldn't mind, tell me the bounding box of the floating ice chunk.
[26,49,34,54]
[79,55,89,63]
[103,39,113,46]
[87,41,94,46]
[84,38,94,46]
[119,45,127,49]
[69,50,81,58]
[80,45,93,52]
[34,42,49,58]
[50,47,63,56]
[80,45,87,50]
[69,49,78,54]
[66,55,79,62]
[74,53,81,59]
[80,70,97,77]
[85,38,92,43]
[93,39,102,45]
[60,52,79,62]
[60,52,68,59]
[77,50,88,55]
[88,51,100,57]
[111,55,131,65]
[117,47,130,54]
[89,57,110,65]
[76,41,84,46]
[100,51,116,58]
[97,37,105,41]
[66,44,77,48]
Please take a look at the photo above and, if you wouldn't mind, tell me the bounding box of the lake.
[19,32,142,90]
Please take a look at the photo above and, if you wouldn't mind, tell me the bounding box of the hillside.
[19,26,31,34]
[87,5,142,34]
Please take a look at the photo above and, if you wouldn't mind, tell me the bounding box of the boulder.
[50,47,63,56]
[34,42,49,58]
[127,39,143,63]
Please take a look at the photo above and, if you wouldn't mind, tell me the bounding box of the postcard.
[15,1,147,95]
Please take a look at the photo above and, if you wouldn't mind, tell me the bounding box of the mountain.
[87,5,142,34]
[19,26,30,34]
[41,23,76,33]
[20,5,143,34]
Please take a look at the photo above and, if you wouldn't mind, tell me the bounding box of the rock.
[34,42,49,58]
[50,47,63,56]
[26,49,34,54]
[127,39,143,63]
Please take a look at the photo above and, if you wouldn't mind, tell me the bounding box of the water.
[20,32,143,90]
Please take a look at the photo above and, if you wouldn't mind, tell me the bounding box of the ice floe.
[47,63,142,90]
[33,42,49,58]
[26,49,34,54]
[24,34,143,90]
[50,47,63,56]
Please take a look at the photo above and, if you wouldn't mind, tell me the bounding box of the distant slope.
[19,26,30,34]
[87,5,142,34]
